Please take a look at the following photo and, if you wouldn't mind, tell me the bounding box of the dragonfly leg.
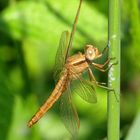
[95,45,109,59]
[95,83,119,102]
[88,68,106,85]
[88,64,119,102]
[89,76,109,89]
[91,57,116,69]
[92,61,118,72]
[88,68,113,90]
[87,68,119,102]
[102,45,108,54]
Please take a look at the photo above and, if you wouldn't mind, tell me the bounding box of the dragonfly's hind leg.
[88,67,119,101]
[88,69,119,102]
[87,68,106,86]
[95,83,119,102]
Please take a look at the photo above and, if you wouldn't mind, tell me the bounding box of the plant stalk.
[107,0,120,139]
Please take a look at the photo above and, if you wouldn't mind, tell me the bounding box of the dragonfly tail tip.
[27,121,33,128]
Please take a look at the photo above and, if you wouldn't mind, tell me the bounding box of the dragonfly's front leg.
[92,59,118,72]
[87,67,106,85]
[93,57,115,69]
[95,45,109,59]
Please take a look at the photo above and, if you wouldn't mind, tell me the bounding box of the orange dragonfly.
[27,0,116,137]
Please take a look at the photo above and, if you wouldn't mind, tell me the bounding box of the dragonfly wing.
[71,75,97,103]
[60,85,79,138]
[65,0,83,60]
[53,31,69,82]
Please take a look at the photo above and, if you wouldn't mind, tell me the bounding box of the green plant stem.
[107,0,120,139]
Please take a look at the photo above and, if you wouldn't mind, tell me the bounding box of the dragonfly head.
[85,45,99,61]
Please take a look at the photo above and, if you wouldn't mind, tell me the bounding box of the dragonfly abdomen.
[28,72,68,128]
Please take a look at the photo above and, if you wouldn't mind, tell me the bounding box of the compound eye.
[85,47,95,61]
[88,49,93,55]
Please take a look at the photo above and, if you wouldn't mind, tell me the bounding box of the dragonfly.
[27,0,117,137]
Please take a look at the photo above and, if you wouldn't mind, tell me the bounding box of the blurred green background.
[0,0,140,140]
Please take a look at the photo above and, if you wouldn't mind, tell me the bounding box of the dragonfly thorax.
[85,45,99,61]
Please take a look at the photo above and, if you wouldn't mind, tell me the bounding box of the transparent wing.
[60,85,79,138]
[53,31,69,82]
[71,75,97,103]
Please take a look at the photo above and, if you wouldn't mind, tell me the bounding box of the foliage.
[125,112,140,140]
[0,69,14,140]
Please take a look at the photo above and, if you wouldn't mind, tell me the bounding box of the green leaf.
[125,112,140,140]
[0,70,14,140]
